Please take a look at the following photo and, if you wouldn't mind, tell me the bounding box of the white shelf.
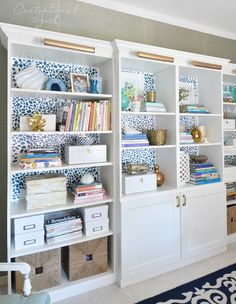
[121,111,175,116]
[121,185,177,202]
[180,142,222,147]
[11,88,113,100]
[224,129,236,132]
[179,113,221,117]
[227,200,236,206]
[224,149,236,155]
[11,196,113,219]
[11,230,114,258]
[122,144,176,150]
[11,130,113,136]
[179,181,223,191]
[11,161,113,174]
[223,102,236,106]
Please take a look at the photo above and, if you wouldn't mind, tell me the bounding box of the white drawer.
[14,230,44,251]
[81,205,108,222]
[14,215,44,235]
[122,173,156,194]
[65,145,107,165]
[84,218,109,236]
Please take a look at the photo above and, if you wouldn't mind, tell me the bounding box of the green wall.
[0,0,236,262]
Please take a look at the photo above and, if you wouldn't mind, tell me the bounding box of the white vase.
[15,64,48,90]
[180,151,190,184]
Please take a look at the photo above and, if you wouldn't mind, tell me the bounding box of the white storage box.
[122,173,156,194]
[20,115,56,131]
[65,145,107,165]
[83,218,109,236]
[223,119,235,130]
[26,174,66,195]
[224,165,236,182]
[81,205,108,222]
[14,230,44,251]
[14,215,44,235]
[26,191,67,210]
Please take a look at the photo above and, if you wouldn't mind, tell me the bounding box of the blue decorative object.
[89,76,102,94]
[45,78,67,92]
[121,92,130,111]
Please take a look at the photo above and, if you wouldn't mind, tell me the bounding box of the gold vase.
[154,164,165,187]
[191,127,202,143]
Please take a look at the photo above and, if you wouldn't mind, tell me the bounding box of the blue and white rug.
[136,263,236,304]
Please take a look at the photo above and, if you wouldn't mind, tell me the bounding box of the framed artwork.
[71,73,89,93]
[179,81,195,105]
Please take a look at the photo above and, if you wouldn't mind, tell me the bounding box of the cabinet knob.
[176,195,180,208]
[182,194,186,206]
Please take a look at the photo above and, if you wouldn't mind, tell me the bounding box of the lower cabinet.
[119,191,180,286]
[181,184,226,260]
[119,183,227,287]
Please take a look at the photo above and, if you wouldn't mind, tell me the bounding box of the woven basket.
[147,129,167,145]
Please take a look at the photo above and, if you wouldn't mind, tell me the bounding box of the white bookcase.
[0,22,234,298]
[0,23,115,302]
[113,40,228,287]
[222,63,236,244]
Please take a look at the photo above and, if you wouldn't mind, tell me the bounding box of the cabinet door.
[181,184,226,260]
[120,192,180,283]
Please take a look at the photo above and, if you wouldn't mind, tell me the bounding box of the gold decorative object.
[191,127,202,143]
[154,164,165,187]
[146,91,156,102]
[136,51,174,63]
[29,113,46,132]
[44,38,95,53]
[191,60,222,70]
[126,164,149,175]
[147,129,167,145]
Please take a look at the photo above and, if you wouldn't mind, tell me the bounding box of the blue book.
[68,103,76,131]
[190,178,221,185]
[122,134,147,140]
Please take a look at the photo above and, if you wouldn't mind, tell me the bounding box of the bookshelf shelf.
[11,229,114,258]
[11,88,113,100]
[121,111,175,116]
[121,144,176,150]
[11,162,113,174]
[11,130,113,135]
[10,196,114,219]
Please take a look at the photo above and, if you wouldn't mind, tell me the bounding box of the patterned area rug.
[136,263,236,304]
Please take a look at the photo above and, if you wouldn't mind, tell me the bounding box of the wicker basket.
[147,129,167,145]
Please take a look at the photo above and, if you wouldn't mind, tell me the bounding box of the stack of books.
[122,133,149,148]
[19,148,62,169]
[141,102,166,112]
[57,100,111,132]
[45,211,83,243]
[180,104,209,114]
[179,132,194,144]
[190,162,221,185]
[72,181,106,203]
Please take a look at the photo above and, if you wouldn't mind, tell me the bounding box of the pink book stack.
[72,181,106,204]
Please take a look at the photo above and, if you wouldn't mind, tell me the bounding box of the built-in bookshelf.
[0,23,115,302]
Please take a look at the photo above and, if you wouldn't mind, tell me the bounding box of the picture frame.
[71,73,89,93]
[179,81,196,105]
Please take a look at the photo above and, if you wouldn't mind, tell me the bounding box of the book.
[74,181,103,192]
[46,231,83,243]
[74,193,105,203]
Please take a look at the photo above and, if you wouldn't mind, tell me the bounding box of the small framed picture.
[179,81,195,105]
[71,73,89,93]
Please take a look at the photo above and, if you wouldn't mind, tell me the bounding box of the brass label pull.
[44,38,95,53]
[191,60,222,70]
[137,51,174,63]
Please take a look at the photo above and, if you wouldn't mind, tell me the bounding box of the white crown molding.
[77,0,236,41]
